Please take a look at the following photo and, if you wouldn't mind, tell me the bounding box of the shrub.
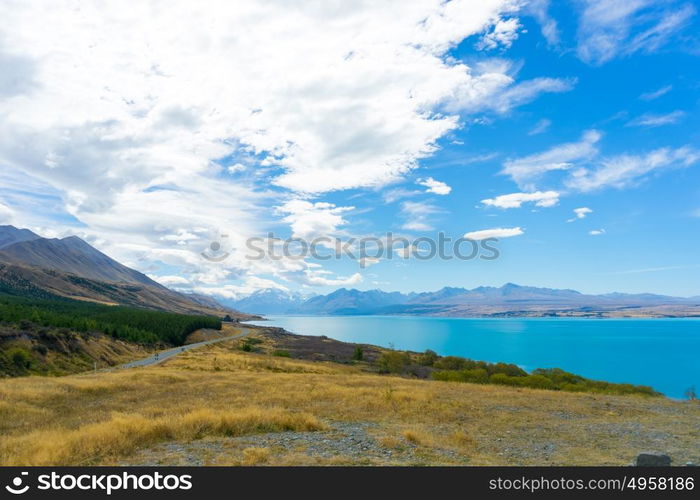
[418,349,438,366]
[520,374,556,390]
[240,342,253,352]
[352,347,364,361]
[33,344,49,356]
[490,362,527,377]
[8,347,31,369]
[378,351,410,374]
[272,350,291,358]
[489,373,521,387]
[433,356,466,370]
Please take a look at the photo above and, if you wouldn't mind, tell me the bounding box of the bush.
[352,347,364,361]
[240,342,253,352]
[8,347,31,369]
[433,356,466,370]
[418,349,438,366]
[33,344,49,356]
[378,351,410,374]
[520,374,556,390]
[272,350,290,357]
[489,373,521,386]
[490,362,527,377]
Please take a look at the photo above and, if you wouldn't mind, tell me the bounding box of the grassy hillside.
[1,333,698,466]
[0,322,152,376]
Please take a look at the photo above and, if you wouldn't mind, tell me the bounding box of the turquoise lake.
[250,316,700,398]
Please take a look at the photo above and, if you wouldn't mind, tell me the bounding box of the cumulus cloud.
[482,190,559,209]
[501,130,602,189]
[576,0,696,65]
[299,270,363,287]
[567,207,592,222]
[627,110,685,127]
[277,200,353,241]
[477,18,522,50]
[417,177,452,195]
[464,227,523,240]
[0,1,573,289]
[193,276,290,300]
[445,59,575,114]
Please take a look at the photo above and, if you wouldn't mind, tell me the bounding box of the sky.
[0,0,699,298]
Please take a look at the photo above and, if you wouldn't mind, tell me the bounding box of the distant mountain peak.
[0,225,41,250]
[0,230,158,287]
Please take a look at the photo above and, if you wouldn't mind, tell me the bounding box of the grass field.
[1,333,698,466]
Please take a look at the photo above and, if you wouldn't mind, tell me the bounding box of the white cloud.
[277,200,353,241]
[227,163,247,174]
[0,1,589,292]
[576,0,696,65]
[359,257,381,269]
[299,270,363,287]
[0,201,15,223]
[477,18,522,50]
[400,201,441,231]
[502,130,602,189]
[528,118,551,135]
[639,84,672,101]
[417,177,452,195]
[567,207,592,222]
[589,229,605,236]
[481,190,559,209]
[527,0,560,45]
[503,130,700,194]
[151,275,191,286]
[383,188,420,204]
[446,59,575,114]
[566,146,700,192]
[193,276,290,300]
[627,110,685,127]
[464,227,523,240]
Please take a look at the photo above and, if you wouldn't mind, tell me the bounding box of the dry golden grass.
[1,339,698,466]
[241,447,271,465]
[0,408,324,465]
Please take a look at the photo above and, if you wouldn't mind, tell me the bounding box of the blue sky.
[0,1,699,297]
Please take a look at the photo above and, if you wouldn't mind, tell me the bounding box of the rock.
[635,452,672,466]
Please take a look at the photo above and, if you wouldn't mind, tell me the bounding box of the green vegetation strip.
[0,294,221,345]
[378,351,659,396]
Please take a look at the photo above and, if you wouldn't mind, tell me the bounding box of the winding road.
[118,326,254,369]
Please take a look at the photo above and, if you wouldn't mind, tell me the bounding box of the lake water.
[250,315,700,398]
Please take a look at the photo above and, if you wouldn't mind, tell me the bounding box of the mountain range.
[0,225,249,318]
[225,284,700,318]
[2,225,699,319]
